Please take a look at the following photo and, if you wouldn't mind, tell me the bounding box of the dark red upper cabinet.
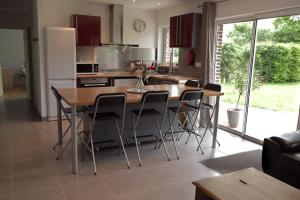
[169,13,201,48]
[72,15,101,46]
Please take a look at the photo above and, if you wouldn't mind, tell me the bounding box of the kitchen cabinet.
[169,13,201,48]
[73,15,101,46]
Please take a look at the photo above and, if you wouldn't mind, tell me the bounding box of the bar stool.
[185,80,202,88]
[197,83,221,150]
[159,89,205,155]
[130,91,170,166]
[81,93,131,175]
[175,80,202,143]
[51,86,88,160]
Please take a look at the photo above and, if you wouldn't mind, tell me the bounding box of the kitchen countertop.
[149,74,200,83]
[76,71,200,83]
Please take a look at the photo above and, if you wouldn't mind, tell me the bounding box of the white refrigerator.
[45,27,76,120]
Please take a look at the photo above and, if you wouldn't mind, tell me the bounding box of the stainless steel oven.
[78,78,109,87]
[76,63,99,74]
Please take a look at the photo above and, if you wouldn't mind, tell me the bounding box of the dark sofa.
[262,131,300,189]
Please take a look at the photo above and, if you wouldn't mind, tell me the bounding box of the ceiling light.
[133,0,136,2]
[157,1,160,6]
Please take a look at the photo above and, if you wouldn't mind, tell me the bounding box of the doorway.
[0,28,32,99]
[216,15,300,141]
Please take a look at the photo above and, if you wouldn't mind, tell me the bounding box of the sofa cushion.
[271,131,300,153]
[279,153,300,177]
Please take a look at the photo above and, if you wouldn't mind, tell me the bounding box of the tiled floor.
[0,98,261,200]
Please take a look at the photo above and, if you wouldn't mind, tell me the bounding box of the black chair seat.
[89,112,121,121]
[200,103,214,110]
[168,104,196,113]
[131,109,162,117]
[63,106,86,115]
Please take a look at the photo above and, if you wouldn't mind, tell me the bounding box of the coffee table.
[193,167,300,200]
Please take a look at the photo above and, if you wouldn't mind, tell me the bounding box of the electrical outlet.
[195,62,201,68]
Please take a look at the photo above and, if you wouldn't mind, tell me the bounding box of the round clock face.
[134,19,146,33]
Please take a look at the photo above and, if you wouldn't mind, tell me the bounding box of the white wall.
[216,0,300,21]
[123,7,157,48]
[0,29,25,78]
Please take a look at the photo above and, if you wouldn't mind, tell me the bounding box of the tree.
[273,16,300,43]
[227,24,274,46]
[220,43,239,83]
[228,24,252,45]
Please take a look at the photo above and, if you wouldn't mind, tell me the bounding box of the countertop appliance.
[45,27,76,120]
[76,63,99,74]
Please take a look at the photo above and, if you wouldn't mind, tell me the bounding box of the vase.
[136,77,144,91]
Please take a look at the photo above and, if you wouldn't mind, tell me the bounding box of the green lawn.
[222,82,300,112]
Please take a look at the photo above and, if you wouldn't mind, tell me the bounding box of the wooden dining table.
[57,84,224,174]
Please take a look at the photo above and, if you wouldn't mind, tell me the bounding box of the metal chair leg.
[154,115,170,161]
[187,112,204,154]
[132,114,142,167]
[115,120,131,169]
[89,134,97,175]
[53,112,87,151]
[167,111,180,159]
[56,138,72,160]
[53,124,71,150]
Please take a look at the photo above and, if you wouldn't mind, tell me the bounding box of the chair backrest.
[94,93,127,113]
[185,80,202,88]
[180,89,204,102]
[204,83,221,92]
[51,86,62,102]
[141,91,169,104]
[51,86,71,120]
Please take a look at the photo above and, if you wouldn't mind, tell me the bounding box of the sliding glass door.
[216,15,300,141]
[217,21,254,134]
[245,16,300,140]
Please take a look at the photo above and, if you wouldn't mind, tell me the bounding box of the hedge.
[220,43,300,83]
[255,44,300,83]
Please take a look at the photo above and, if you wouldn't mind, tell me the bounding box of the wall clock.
[133,19,146,33]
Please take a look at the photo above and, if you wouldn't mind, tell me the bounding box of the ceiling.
[83,0,207,10]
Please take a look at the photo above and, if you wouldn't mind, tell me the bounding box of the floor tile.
[13,155,54,176]
[13,187,65,200]
[62,178,115,200]
[0,177,12,199]
[13,171,60,195]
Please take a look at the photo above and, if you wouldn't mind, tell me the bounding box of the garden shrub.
[255,44,300,83]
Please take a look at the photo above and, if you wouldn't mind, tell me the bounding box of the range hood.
[102,4,138,47]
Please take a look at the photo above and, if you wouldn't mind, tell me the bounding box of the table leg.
[212,96,220,148]
[71,106,78,174]
[57,101,62,145]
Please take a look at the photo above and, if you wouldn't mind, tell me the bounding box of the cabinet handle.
[179,16,182,46]
[75,17,78,44]
[176,17,179,46]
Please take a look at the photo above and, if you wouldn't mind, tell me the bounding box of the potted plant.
[226,55,260,128]
[226,63,247,128]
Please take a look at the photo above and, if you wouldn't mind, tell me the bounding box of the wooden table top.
[58,84,224,106]
[193,168,300,200]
